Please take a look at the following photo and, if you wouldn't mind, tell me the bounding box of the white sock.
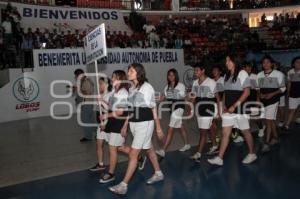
[120,181,128,187]
[99,162,104,166]
[155,171,163,176]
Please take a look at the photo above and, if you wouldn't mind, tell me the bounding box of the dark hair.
[261,54,274,65]
[74,69,84,76]
[243,61,258,74]
[224,54,242,83]
[261,55,275,71]
[212,65,223,72]
[99,77,112,92]
[193,62,207,74]
[291,56,300,68]
[112,70,128,92]
[212,65,223,77]
[128,63,148,88]
[167,68,179,90]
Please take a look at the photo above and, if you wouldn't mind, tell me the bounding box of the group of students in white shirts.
[87,55,300,195]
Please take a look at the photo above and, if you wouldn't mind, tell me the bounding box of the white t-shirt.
[164,82,186,100]
[109,88,128,111]
[191,77,217,99]
[257,69,286,92]
[1,21,12,34]
[287,68,300,98]
[95,91,112,112]
[129,82,156,108]
[215,76,224,93]
[143,24,156,34]
[249,73,259,90]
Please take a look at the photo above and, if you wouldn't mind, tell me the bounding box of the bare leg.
[209,120,217,146]
[286,109,296,127]
[270,120,278,139]
[218,126,233,159]
[118,145,131,155]
[96,139,104,164]
[241,129,255,154]
[122,148,141,184]
[265,120,272,143]
[108,145,118,174]
[197,129,207,154]
[179,126,189,145]
[277,107,285,123]
[163,127,174,151]
[146,145,161,172]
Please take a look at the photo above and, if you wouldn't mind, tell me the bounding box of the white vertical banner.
[84,23,107,64]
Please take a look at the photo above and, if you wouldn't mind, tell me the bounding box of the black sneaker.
[138,155,147,170]
[195,157,201,163]
[99,173,115,184]
[89,164,106,172]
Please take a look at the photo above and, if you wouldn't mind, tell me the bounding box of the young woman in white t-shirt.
[89,77,112,172]
[109,63,165,195]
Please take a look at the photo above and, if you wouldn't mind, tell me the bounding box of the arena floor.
[0,114,299,199]
[1,129,300,199]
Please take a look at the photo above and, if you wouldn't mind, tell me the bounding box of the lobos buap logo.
[12,77,40,112]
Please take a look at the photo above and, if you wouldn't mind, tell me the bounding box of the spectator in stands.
[65,30,74,47]
[143,21,156,34]
[261,13,266,25]
[135,0,142,9]
[1,17,13,45]
[174,36,183,49]
[21,33,33,68]
[74,29,80,41]
[148,30,159,48]
[183,35,192,48]
[33,28,42,48]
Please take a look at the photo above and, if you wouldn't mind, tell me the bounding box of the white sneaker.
[242,154,257,164]
[278,122,284,127]
[109,182,128,195]
[233,136,244,143]
[261,144,271,153]
[206,145,219,155]
[258,129,264,137]
[179,144,191,152]
[190,152,201,160]
[207,156,224,166]
[155,149,165,157]
[146,173,164,184]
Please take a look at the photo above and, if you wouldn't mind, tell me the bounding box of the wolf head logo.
[17,80,34,101]
[13,77,39,103]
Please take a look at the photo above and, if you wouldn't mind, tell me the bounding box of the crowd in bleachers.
[1,1,300,69]
[180,0,300,11]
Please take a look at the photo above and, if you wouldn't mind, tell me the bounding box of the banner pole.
[94,60,102,116]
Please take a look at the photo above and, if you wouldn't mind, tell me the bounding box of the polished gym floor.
[0,114,300,199]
